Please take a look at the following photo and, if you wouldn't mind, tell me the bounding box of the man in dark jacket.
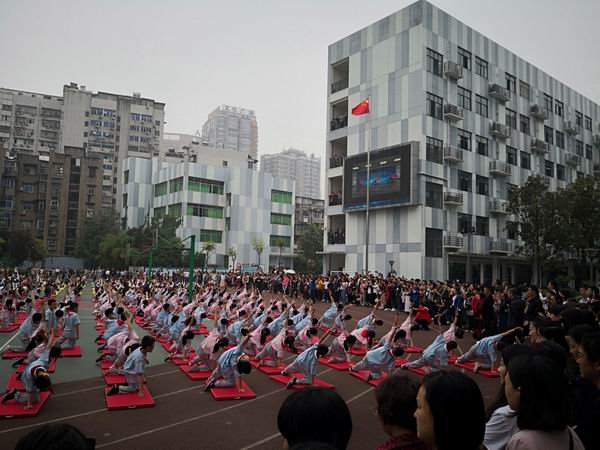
[481,285,496,337]
[507,287,525,329]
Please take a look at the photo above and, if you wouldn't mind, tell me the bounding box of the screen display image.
[343,143,412,210]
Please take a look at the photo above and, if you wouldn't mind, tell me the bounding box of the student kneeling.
[107,335,155,397]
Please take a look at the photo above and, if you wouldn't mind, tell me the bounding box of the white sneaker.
[473,362,481,373]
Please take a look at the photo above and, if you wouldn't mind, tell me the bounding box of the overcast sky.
[1,0,599,174]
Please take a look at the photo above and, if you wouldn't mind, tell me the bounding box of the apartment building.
[294,196,325,251]
[323,0,600,283]
[261,148,321,199]
[201,105,258,159]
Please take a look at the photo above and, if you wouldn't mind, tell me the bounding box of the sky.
[1,0,599,186]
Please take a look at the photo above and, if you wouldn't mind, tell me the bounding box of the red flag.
[351,98,370,115]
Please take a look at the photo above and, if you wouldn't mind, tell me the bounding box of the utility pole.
[188,235,195,304]
[364,92,372,275]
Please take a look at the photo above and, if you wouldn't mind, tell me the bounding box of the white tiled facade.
[201,105,258,160]
[122,148,295,269]
[261,148,321,199]
[323,0,600,283]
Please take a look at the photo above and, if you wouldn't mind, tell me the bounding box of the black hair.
[55,309,64,318]
[25,298,32,303]
[454,328,465,339]
[446,341,458,351]
[284,335,297,353]
[286,319,294,327]
[375,373,419,430]
[49,347,62,359]
[342,314,352,321]
[316,344,329,358]
[581,332,600,363]
[214,337,229,352]
[32,312,42,323]
[343,335,357,351]
[393,329,406,342]
[34,372,51,391]
[240,328,249,337]
[278,387,352,449]
[508,354,570,431]
[104,310,113,318]
[311,318,319,326]
[422,371,485,450]
[260,328,271,345]
[140,335,156,350]
[182,331,195,346]
[237,360,252,374]
[47,298,56,306]
[307,327,318,336]
[15,424,93,450]
[391,347,404,357]
[163,303,171,311]
[170,315,179,324]
[220,318,228,325]
[532,341,567,372]
[69,303,78,312]
[116,307,124,315]
[374,319,384,326]
[288,442,337,450]
[126,343,141,355]
[567,324,595,345]
[336,303,344,310]
[265,316,274,324]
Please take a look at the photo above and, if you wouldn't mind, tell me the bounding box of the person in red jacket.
[469,288,483,338]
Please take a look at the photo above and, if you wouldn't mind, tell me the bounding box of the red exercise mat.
[448,356,458,364]
[406,366,428,376]
[270,374,335,390]
[179,365,211,380]
[104,373,126,385]
[160,342,172,352]
[6,373,24,391]
[454,361,500,378]
[99,360,113,370]
[104,386,155,410]
[2,350,28,360]
[250,361,286,375]
[404,346,424,353]
[169,356,195,366]
[0,391,51,418]
[395,358,410,368]
[318,358,351,371]
[210,381,256,400]
[349,347,366,356]
[97,339,107,345]
[0,324,19,333]
[16,359,57,374]
[60,346,82,357]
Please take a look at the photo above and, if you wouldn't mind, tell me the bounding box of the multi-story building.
[0,146,104,256]
[294,196,324,251]
[323,0,600,283]
[201,105,258,159]
[122,146,295,269]
[0,83,165,213]
[261,148,321,199]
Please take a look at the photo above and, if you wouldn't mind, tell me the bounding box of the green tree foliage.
[98,231,130,269]
[252,239,264,267]
[228,247,237,270]
[77,209,121,267]
[295,223,323,274]
[201,241,216,269]
[0,230,47,265]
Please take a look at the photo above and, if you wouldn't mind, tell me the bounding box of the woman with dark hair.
[277,387,352,449]
[574,331,600,450]
[374,373,428,450]
[484,345,532,450]
[415,371,485,450]
[15,423,94,449]
[504,354,584,449]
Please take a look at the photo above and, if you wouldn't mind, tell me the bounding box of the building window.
[458,87,472,110]
[474,56,488,79]
[584,115,592,131]
[521,152,531,170]
[575,111,583,127]
[519,81,530,99]
[476,135,488,156]
[426,48,443,77]
[457,128,471,151]
[544,126,554,145]
[2,178,15,188]
[543,94,553,112]
[187,203,224,218]
[123,170,129,184]
[270,235,291,247]
[426,136,443,164]
[475,216,489,236]
[586,144,593,160]
[426,92,443,120]
[519,115,530,135]
[458,213,472,234]
[457,47,471,70]
[475,95,488,118]
[458,170,472,192]
[271,213,292,225]
[22,184,35,193]
[505,73,516,93]
[425,182,443,209]
[575,140,584,157]
[271,189,292,204]
[200,229,223,243]
[36,219,44,230]
[188,177,225,195]
[545,160,554,177]
[169,177,183,193]
[506,109,517,129]
[555,100,564,117]
[476,176,489,196]
[425,228,443,258]
[88,167,97,178]
[154,206,166,219]
[168,203,182,217]
[557,164,566,181]
[555,131,565,149]
[154,182,168,197]
[506,146,517,166]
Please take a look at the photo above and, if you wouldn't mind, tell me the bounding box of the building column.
[501,262,508,283]
[492,257,499,283]
[510,264,516,285]
[479,263,485,285]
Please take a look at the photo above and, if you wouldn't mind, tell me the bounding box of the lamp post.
[388,260,395,276]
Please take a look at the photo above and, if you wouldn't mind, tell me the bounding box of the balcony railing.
[593,134,600,147]
[489,160,512,177]
[530,138,549,154]
[488,84,511,103]
[490,122,511,140]
[565,152,582,167]
[329,192,342,206]
[329,156,344,168]
[530,104,549,121]
[443,235,464,249]
[331,79,349,94]
[443,61,463,80]
[490,199,509,214]
[565,121,581,135]
[330,116,348,131]
[443,103,463,121]
[490,239,512,254]
[443,191,463,206]
[443,146,463,163]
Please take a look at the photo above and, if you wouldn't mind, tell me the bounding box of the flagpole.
[365,92,372,276]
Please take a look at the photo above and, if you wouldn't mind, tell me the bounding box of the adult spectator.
[415,371,485,450]
[15,424,94,450]
[507,288,525,331]
[277,387,352,450]
[374,373,428,450]
[504,354,584,450]
[574,332,600,449]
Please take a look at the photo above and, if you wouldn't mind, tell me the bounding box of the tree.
[201,241,216,270]
[77,209,121,268]
[295,223,323,274]
[1,231,47,265]
[228,247,237,270]
[274,238,287,268]
[506,175,553,285]
[252,239,264,268]
[98,231,130,269]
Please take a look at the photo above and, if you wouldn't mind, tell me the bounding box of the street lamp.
[388,260,395,276]
[461,226,476,282]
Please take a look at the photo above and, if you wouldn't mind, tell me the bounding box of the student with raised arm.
[107,335,155,397]
[400,318,458,373]
[282,331,331,388]
[456,326,522,372]
[204,333,252,393]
